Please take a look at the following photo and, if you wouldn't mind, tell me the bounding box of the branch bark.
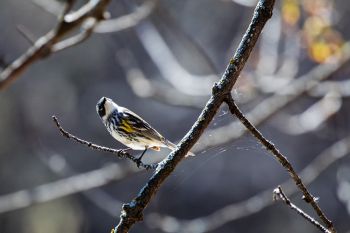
[225,95,335,232]
[113,0,275,232]
[273,186,331,233]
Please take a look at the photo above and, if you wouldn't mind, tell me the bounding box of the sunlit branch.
[51,17,98,52]
[95,0,158,33]
[0,0,111,90]
[0,0,161,90]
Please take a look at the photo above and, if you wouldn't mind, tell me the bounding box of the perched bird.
[96,97,194,162]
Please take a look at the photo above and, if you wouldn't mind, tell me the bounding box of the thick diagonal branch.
[113,0,275,232]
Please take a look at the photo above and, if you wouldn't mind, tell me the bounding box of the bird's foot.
[135,158,143,168]
[121,148,132,154]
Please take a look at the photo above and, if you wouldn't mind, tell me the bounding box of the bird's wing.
[121,108,165,142]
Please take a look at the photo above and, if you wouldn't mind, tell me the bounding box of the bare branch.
[52,17,98,52]
[148,135,350,233]
[95,0,158,33]
[273,186,331,233]
[52,116,157,170]
[225,96,335,232]
[0,0,111,90]
[113,0,276,232]
[0,0,162,90]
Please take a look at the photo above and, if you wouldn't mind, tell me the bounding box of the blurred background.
[1,0,350,232]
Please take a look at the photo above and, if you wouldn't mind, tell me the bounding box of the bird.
[96,97,194,163]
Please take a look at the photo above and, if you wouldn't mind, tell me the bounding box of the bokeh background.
[1,0,350,232]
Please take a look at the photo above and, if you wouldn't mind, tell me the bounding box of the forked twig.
[112,0,276,232]
[273,186,331,233]
[147,136,350,233]
[225,95,335,232]
[0,0,159,90]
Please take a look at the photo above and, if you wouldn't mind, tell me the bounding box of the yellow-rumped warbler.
[96,97,194,162]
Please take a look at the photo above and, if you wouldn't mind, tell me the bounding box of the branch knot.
[212,82,220,94]
[118,202,144,229]
[302,195,315,203]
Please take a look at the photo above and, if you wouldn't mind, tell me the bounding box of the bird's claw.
[135,158,142,168]
[121,148,132,154]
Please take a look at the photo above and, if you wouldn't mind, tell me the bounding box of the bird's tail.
[165,140,195,157]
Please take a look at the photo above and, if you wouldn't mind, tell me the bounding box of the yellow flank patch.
[120,119,134,133]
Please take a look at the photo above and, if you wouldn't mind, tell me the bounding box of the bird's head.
[96,97,118,121]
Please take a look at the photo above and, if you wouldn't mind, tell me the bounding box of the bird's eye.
[98,106,105,117]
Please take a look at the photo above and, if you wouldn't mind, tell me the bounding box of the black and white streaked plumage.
[96,97,194,161]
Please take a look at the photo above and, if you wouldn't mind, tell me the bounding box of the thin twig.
[225,95,335,232]
[273,186,331,233]
[113,0,275,232]
[52,17,98,52]
[52,116,157,170]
